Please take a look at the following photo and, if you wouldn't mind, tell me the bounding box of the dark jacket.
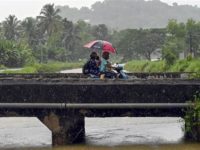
[88,58,100,76]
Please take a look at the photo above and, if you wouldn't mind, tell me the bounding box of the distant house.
[84,19,90,23]
[150,49,162,61]
[179,52,185,60]
[179,51,195,59]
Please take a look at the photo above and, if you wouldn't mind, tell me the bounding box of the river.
[1,117,200,150]
[0,69,200,149]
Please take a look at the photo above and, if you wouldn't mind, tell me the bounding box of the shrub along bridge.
[0,73,200,145]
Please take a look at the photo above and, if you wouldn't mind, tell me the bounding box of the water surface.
[1,117,199,150]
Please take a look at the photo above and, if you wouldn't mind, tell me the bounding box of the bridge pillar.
[39,110,85,145]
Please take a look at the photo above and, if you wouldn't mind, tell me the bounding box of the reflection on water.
[0,117,51,148]
[1,117,200,150]
[85,117,184,146]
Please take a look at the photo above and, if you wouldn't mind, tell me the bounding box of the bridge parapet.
[0,72,198,79]
[0,78,200,103]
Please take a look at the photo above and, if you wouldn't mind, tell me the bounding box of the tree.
[116,29,165,61]
[37,4,62,61]
[37,4,61,37]
[116,29,139,61]
[76,20,94,43]
[164,20,187,59]
[2,15,20,41]
[185,19,200,57]
[167,19,186,38]
[139,30,165,60]
[61,18,81,61]
[21,17,38,47]
[91,24,109,40]
[165,19,200,58]
[61,18,74,61]
[75,20,94,59]
[162,41,178,66]
[0,23,3,40]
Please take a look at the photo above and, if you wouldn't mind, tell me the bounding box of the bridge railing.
[0,102,194,109]
[0,72,199,79]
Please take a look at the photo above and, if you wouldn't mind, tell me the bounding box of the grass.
[1,61,84,73]
[2,58,200,74]
[125,60,167,72]
[124,60,149,72]
[125,59,200,73]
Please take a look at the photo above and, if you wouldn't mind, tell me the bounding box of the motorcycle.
[112,63,129,79]
[85,62,128,79]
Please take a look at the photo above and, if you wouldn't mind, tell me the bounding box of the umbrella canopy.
[84,40,116,53]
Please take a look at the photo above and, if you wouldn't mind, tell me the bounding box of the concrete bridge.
[0,73,200,145]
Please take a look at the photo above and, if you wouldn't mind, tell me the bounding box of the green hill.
[57,0,200,29]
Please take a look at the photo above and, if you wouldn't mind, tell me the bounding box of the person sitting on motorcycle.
[88,51,100,77]
[99,51,119,79]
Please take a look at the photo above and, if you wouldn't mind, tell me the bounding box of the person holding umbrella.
[84,40,119,79]
[84,40,116,54]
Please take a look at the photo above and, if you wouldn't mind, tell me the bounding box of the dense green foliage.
[57,0,200,29]
[185,93,200,140]
[0,40,34,67]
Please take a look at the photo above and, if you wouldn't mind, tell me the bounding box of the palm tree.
[61,18,81,61]
[21,17,37,47]
[0,23,3,39]
[37,3,61,37]
[3,15,20,40]
[62,18,74,49]
[36,4,62,62]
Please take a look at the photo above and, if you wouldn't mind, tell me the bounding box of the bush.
[185,59,200,72]
[184,93,200,140]
[0,64,6,70]
[169,59,190,72]
[0,40,34,67]
[162,48,177,66]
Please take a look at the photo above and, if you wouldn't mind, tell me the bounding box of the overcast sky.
[0,0,200,22]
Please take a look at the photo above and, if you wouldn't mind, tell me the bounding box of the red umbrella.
[84,40,116,53]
